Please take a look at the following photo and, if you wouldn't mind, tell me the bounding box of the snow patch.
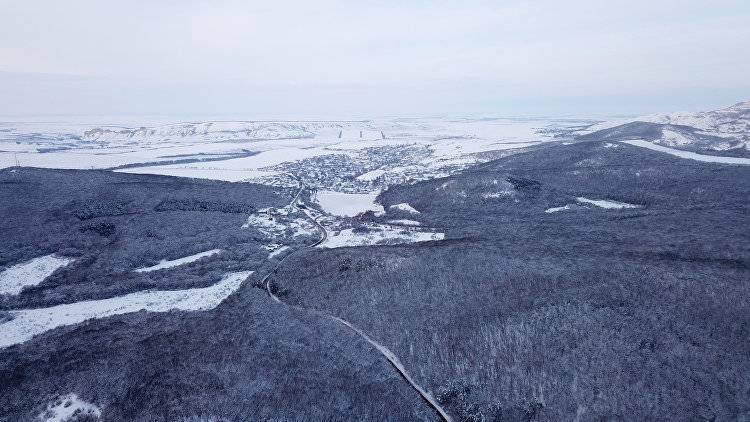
[134,249,222,273]
[482,190,514,199]
[545,205,571,213]
[0,271,252,349]
[243,213,287,236]
[314,190,385,217]
[118,167,278,183]
[356,169,386,181]
[711,141,735,151]
[436,181,452,191]
[268,245,290,259]
[660,129,693,147]
[0,254,75,296]
[387,219,421,226]
[389,203,421,214]
[243,212,316,239]
[576,197,640,209]
[319,224,444,249]
[38,393,101,422]
[622,140,750,165]
[118,146,345,182]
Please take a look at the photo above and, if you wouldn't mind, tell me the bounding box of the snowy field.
[319,223,445,249]
[10,114,746,222]
[0,117,583,188]
[545,197,641,213]
[0,254,75,296]
[622,140,750,164]
[0,271,252,348]
[314,190,385,217]
[134,249,223,273]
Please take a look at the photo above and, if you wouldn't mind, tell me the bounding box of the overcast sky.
[1,0,748,118]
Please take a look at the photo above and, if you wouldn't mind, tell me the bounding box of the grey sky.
[1,0,748,118]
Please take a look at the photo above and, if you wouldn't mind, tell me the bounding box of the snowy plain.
[0,118,577,185]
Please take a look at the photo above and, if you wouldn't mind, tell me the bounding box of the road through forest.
[258,179,453,422]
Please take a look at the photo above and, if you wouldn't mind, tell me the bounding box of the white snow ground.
[319,223,444,249]
[389,203,421,214]
[544,198,639,213]
[545,205,571,213]
[38,393,102,422]
[660,129,693,147]
[314,190,385,217]
[243,212,316,239]
[622,140,750,165]
[0,254,75,295]
[0,271,252,349]
[387,219,422,226]
[576,197,640,209]
[356,169,386,181]
[0,118,577,188]
[118,146,342,182]
[134,249,223,273]
[268,245,290,259]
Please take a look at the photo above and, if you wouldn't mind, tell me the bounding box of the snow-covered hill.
[578,101,750,156]
[82,121,318,143]
[641,101,750,135]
